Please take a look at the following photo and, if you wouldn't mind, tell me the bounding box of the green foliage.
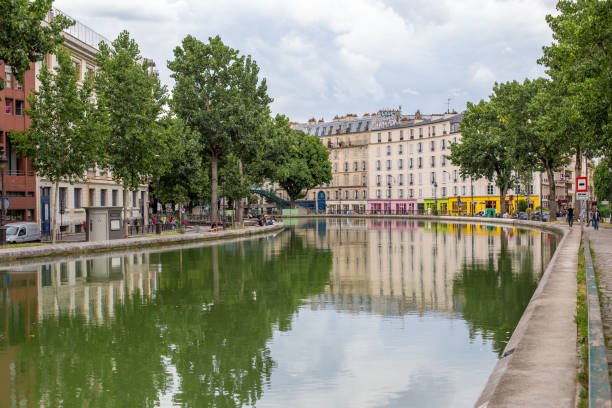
[95,30,168,192]
[11,46,100,184]
[575,245,588,405]
[169,35,272,220]
[154,118,209,205]
[598,204,610,219]
[0,0,73,90]
[267,115,331,204]
[517,200,528,212]
[219,153,251,204]
[593,158,610,202]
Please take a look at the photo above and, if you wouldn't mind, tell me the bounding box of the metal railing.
[46,8,111,50]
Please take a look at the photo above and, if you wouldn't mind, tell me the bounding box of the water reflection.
[0,220,557,407]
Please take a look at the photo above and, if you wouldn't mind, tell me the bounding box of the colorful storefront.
[447,195,540,215]
[368,200,418,214]
[423,199,449,215]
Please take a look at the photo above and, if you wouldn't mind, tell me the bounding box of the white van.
[5,222,41,244]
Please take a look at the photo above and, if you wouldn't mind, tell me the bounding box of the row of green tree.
[448,0,611,220]
[1,1,332,242]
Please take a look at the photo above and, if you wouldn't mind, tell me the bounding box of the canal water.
[0,219,558,407]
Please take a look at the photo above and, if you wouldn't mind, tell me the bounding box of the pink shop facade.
[368,200,418,214]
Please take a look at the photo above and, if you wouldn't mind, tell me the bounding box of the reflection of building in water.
[296,219,553,316]
[0,253,160,407]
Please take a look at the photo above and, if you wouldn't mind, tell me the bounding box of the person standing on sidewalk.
[593,208,600,230]
[567,207,574,227]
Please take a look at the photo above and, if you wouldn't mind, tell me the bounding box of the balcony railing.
[5,170,35,177]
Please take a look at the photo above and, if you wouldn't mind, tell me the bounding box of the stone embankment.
[0,223,284,262]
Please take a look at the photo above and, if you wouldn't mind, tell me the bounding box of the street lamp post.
[433,181,438,216]
[0,148,6,246]
[338,187,342,215]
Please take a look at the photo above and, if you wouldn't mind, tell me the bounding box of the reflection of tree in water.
[18,234,331,407]
[453,231,538,356]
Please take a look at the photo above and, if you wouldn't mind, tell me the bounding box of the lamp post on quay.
[433,181,438,215]
[0,148,7,245]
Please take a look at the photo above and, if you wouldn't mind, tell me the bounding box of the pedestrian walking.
[567,207,574,227]
[593,208,600,230]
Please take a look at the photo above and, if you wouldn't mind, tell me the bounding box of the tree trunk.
[547,167,558,221]
[574,147,582,216]
[499,181,508,216]
[51,182,59,244]
[235,158,244,227]
[123,186,129,238]
[210,152,219,223]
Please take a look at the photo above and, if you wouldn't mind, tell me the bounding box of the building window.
[344,190,349,199]
[419,188,422,197]
[443,124,447,134]
[376,189,381,198]
[344,162,349,172]
[112,189,118,206]
[388,132,392,142]
[453,170,458,182]
[399,189,404,198]
[399,174,404,185]
[5,98,12,114]
[386,188,392,198]
[74,188,81,209]
[419,128,423,138]
[430,156,436,167]
[376,175,381,185]
[409,158,413,169]
[59,187,67,210]
[410,129,414,139]
[362,190,367,199]
[353,161,358,171]
[386,160,391,170]
[529,184,534,194]
[89,189,95,206]
[399,144,404,154]
[454,186,458,196]
[409,173,414,184]
[399,159,404,169]
[386,145,391,156]
[487,185,494,195]
[376,160,381,170]
[4,69,12,89]
[441,155,446,166]
[441,139,446,150]
[430,172,436,184]
[101,189,107,206]
[417,142,422,152]
[15,100,23,116]
[377,132,382,143]
[432,126,436,137]
[387,175,393,185]
[442,187,447,197]
[362,175,367,185]
[462,186,466,196]
[362,161,366,171]
[417,157,422,168]
[400,130,404,140]
[430,141,435,151]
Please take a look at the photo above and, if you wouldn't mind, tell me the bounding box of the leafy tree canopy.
[0,0,73,90]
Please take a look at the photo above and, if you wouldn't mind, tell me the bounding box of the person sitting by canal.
[210,222,219,232]
[258,216,265,227]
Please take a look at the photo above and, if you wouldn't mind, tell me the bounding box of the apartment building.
[34,8,149,234]
[296,114,372,214]
[295,108,543,215]
[0,61,37,222]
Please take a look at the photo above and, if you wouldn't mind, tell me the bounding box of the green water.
[0,219,557,407]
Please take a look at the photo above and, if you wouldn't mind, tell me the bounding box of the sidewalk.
[588,228,612,386]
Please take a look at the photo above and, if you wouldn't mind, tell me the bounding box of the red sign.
[576,177,588,192]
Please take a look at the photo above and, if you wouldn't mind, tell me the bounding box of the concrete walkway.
[0,223,284,262]
[588,228,612,387]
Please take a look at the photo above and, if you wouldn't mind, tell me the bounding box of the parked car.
[531,211,550,222]
[5,222,41,244]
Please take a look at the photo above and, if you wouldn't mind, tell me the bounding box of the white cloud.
[403,88,420,96]
[53,0,558,121]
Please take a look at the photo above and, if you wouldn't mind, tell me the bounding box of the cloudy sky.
[54,0,558,122]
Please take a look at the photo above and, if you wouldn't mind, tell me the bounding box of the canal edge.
[0,223,285,263]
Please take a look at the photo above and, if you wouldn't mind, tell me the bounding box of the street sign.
[577,191,588,200]
[576,176,588,192]
[1,197,8,209]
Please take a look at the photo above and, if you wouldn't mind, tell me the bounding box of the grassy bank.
[576,242,588,407]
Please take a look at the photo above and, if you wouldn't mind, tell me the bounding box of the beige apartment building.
[35,9,149,235]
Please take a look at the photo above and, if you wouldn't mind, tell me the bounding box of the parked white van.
[5,222,41,244]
